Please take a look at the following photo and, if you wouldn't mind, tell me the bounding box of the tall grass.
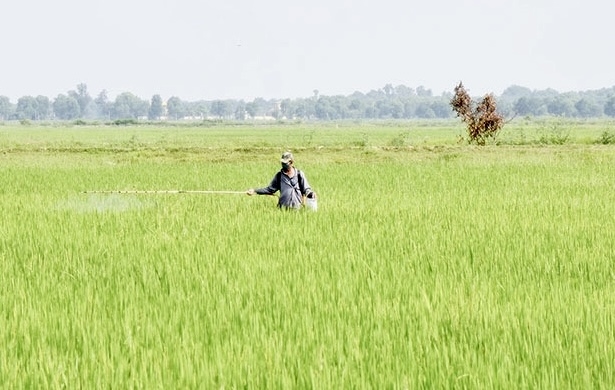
[1,123,614,388]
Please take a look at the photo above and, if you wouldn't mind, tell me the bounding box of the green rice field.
[1,120,615,388]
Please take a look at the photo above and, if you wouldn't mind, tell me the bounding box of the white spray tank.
[305,196,318,211]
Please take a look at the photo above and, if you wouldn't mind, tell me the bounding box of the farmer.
[247,151,316,209]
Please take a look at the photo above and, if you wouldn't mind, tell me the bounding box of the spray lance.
[82,190,316,211]
[82,190,246,195]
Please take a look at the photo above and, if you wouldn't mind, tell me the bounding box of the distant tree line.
[1,83,615,122]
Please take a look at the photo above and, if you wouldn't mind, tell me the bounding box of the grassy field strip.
[1,123,615,387]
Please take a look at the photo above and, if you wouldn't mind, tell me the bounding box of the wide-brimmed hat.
[280,151,294,164]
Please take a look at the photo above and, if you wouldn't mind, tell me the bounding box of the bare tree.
[451,82,504,145]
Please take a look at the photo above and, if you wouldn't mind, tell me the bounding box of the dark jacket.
[255,168,313,209]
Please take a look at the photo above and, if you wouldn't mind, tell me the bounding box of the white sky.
[1,0,614,102]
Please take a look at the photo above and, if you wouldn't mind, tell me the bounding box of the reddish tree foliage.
[451,82,504,145]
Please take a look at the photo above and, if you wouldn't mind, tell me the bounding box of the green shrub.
[389,131,409,147]
[112,118,139,126]
[538,123,570,145]
[596,131,615,144]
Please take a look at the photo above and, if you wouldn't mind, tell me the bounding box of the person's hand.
[246,189,256,196]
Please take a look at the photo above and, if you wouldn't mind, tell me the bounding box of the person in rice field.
[247,151,316,209]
